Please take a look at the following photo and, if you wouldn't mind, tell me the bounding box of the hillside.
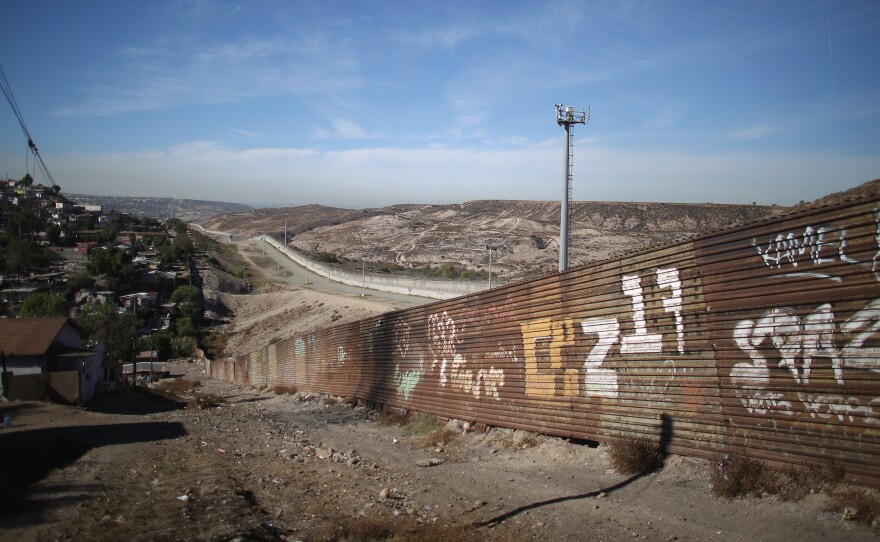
[202,199,787,283]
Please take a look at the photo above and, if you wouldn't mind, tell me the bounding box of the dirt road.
[1,360,876,542]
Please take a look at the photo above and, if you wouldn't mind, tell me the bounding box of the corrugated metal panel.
[230,195,880,486]
[695,199,880,486]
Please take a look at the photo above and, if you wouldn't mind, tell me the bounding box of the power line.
[0,61,58,190]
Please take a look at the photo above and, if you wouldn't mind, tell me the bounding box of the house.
[119,292,158,312]
[0,317,103,404]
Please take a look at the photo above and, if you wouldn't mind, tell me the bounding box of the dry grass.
[711,455,849,500]
[710,455,776,498]
[402,413,443,436]
[829,487,880,524]
[490,430,541,450]
[376,410,408,427]
[711,455,880,524]
[607,436,664,475]
[422,427,459,448]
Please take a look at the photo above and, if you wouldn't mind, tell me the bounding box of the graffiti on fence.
[520,267,686,399]
[426,310,506,399]
[753,210,880,282]
[731,299,880,423]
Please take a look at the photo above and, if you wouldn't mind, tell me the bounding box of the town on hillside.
[0,175,209,405]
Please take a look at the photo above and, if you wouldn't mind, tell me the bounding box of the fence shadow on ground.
[474,414,673,529]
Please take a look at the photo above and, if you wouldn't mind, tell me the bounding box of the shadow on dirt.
[474,414,674,529]
[88,386,187,415]
[0,420,187,523]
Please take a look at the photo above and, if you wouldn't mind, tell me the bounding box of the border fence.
[208,193,880,487]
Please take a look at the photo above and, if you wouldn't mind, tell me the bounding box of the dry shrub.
[828,487,880,524]
[490,429,539,450]
[377,411,407,427]
[801,461,844,493]
[402,413,443,436]
[518,433,540,449]
[711,455,847,502]
[490,430,515,450]
[422,427,459,448]
[607,436,664,475]
[710,455,775,498]
[273,384,298,395]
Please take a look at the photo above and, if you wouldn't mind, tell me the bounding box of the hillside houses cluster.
[1,178,193,404]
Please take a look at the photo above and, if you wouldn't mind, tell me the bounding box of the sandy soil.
[202,241,408,359]
[0,360,877,542]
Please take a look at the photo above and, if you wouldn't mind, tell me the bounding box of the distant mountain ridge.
[66,194,252,222]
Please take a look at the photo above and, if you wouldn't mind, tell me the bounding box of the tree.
[4,239,49,274]
[174,316,196,338]
[170,285,201,304]
[76,302,136,365]
[19,173,33,187]
[86,247,138,289]
[170,284,203,324]
[19,292,69,317]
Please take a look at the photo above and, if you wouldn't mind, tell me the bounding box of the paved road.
[247,238,437,308]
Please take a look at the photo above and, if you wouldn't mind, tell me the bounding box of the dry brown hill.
[201,198,788,283]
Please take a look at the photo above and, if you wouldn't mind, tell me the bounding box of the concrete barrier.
[260,235,487,300]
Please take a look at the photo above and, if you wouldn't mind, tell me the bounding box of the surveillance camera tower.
[554,103,589,272]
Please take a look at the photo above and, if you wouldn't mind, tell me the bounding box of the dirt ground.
[2,237,879,541]
[1,359,878,542]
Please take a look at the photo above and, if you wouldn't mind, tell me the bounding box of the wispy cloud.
[229,127,261,139]
[313,118,384,140]
[730,123,772,140]
[54,34,360,116]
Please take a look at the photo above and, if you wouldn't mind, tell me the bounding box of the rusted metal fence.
[209,194,880,486]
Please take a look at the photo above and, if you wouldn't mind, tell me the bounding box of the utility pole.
[487,246,497,289]
[554,103,589,273]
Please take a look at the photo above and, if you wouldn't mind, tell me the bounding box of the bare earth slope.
[202,199,786,283]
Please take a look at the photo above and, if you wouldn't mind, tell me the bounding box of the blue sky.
[0,0,878,208]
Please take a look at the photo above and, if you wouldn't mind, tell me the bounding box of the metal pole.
[559,122,570,273]
[488,247,493,289]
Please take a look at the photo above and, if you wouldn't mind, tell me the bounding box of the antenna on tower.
[554,103,589,273]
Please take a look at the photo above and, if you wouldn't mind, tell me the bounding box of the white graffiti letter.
[657,267,685,354]
[620,274,662,354]
[801,304,843,384]
[841,299,880,374]
[581,318,620,399]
